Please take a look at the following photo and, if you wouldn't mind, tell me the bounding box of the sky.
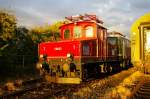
[0,0,150,38]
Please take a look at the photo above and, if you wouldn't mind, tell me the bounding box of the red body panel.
[39,41,81,58]
[39,21,107,62]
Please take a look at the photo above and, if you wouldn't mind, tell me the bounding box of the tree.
[0,11,16,56]
[15,26,36,55]
[49,21,64,40]
[0,10,16,41]
[30,21,64,43]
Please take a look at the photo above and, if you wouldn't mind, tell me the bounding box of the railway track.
[19,83,76,99]
[0,78,76,99]
[0,67,135,99]
[0,78,43,98]
[132,75,150,99]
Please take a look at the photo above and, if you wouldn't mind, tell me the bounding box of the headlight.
[40,54,43,58]
[36,62,42,69]
[67,53,74,61]
[67,53,71,58]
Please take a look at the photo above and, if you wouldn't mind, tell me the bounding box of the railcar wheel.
[126,60,131,68]
[120,61,125,70]
[122,60,126,69]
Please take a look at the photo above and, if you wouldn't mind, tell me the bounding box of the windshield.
[64,29,70,39]
[74,26,82,38]
[85,26,94,37]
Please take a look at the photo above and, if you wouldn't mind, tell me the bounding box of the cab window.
[74,26,82,38]
[85,26,94,37]
[64,29,70,39]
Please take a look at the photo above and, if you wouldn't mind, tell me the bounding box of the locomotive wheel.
[103,63,112,73]
[95,64,101,78]
[83,69,88,80]
[96,65,101,74]
[106,64,112,73]
[112,63,120,73]
[100,64,105,73]
[104,63,107,73]
[82,64,88,81]
[111,64,117,73]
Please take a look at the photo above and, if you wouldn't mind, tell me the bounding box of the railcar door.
[143,26,150,61]
[139,22,150,62]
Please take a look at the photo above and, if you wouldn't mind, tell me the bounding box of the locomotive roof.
[59,20,107,29]
[108,31,125,37]
[107,31,130,41]
[65,14,103,24]
[60,14,106,29]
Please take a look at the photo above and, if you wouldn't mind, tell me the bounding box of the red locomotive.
[38,14,131,84]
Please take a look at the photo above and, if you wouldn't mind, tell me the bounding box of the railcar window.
[74,26,82,38]
[126,40,130,47]
[108,37,116,45]
[118,38,123,56]
[85,26,94,37]
[145,30,150,52]
[64,29,70,39]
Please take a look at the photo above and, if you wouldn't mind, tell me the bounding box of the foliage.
[30,21,64,43]
[15,26,36,55]
[0,10,37,64]
[0,26,38,65]
[49,21,63,40]
[0,11,39,82]
[0,11,66,80]
[0,10,16,41]
[0,11,17,56]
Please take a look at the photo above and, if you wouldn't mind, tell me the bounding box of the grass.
[0,63,40,85]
